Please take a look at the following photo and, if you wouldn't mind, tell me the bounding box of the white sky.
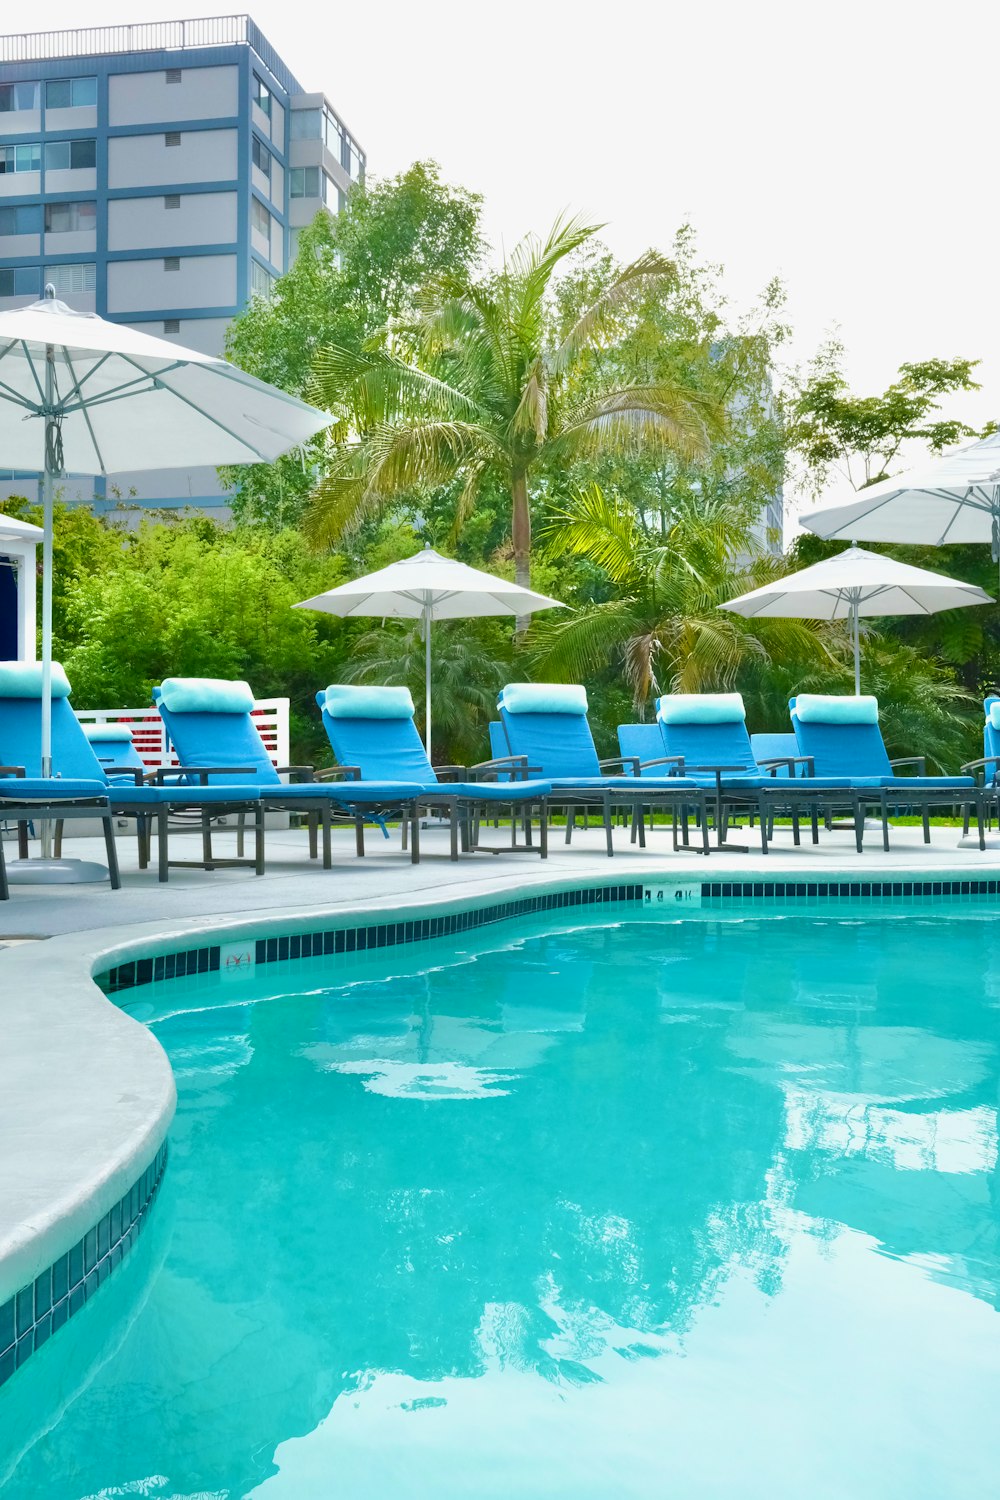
[21,0,1000,511]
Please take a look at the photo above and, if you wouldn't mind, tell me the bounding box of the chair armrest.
[599,755,641,776]
[153,765,257,784]
[638,754,686,775]
[316,766,362,781]
[961,755,1000,785]
[432,763,467,782]
[276,764,316,782]
[472,755,529,770]
[107,767,146,786]
[889,756,926,775]
[0,766,25,777]
[468,759,543,782]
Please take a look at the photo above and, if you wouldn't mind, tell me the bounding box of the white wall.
[107,254,236,313]
[0,171,39,199]
[108,191,237,251]
[108,129,238,189]
[108,66,239,126]
[44,168,97,195]
[44,105,97,134]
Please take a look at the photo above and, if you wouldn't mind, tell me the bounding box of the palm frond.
[538,484,644,586]
[549,249,679,377]
[552,384,721,464]
[309,344,480,427]
[530,598,646,684]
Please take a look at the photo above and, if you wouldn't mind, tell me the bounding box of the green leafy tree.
[304,216,722,602]
[790,339,983,497]
[222,162,484,526]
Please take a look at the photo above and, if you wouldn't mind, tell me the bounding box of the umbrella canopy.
[720,545,992,692]
[800,430,1000,561]
[0,290,330,866]
[295,546,565,754]
[0,513,43,544]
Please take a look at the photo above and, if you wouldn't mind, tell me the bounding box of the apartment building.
[0,15,363,513]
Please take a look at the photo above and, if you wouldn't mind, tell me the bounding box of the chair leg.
[103,815,121,890]
[410,806,420,864]
[0,836,7,900]
[255,805,265,875]
[355,815,365,857]
[791,804,800,847]
[880,794,890,853]
[922,804,931,844]
[760,800,769,855]
[449,805,459,861]
[201,809,215,870]
[54,819,64,858]
[136,814,148,871]
[236,811,245,859]
[321,805,332,869]
[17,820,29,860]
[158,807,169,882]
[700,801,710,856]
[811,807,819,845]
[307,810,318,861]
[565,807,576,846]
[539,801,548,859]
[603,794,614,857]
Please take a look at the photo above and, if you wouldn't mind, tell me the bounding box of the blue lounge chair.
[497,683,709,856]
[749,733,803,778]
[0,661,266,881]
[317,684,551,860]
[789,693,984,849]
[955,696,1000,832]
[82,721,147,777]
[653,692,863,853]
[0,763,120,899]
[154,677,424,866]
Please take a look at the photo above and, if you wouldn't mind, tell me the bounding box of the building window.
[45,263,96,294]
[0,143,41,174]
[252,75,272,118]
[251,136,271,180]
[344,137,364,181]
[0,267,40,297]
[165,131,181,147]
[44,200,96,234]
[164,194,181,210]
[165,68,182,84]
[323,109,344,158]
[43,138,96,171]
[0,82,39,113]
[164,256,180,271]
[323,173,344,213]
[251,197,271,238]
[0,204,42,235]
[250,260,274,300]
[289,166,320,198]
[44,77,97,109]
[290,108,321,140]
[164,318,180,333]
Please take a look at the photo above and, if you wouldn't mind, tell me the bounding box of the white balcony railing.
[75,697,290,777]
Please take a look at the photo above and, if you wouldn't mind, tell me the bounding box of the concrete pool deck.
[2,814,1000,1383]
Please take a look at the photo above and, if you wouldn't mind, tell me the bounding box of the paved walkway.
[2,818,998,941]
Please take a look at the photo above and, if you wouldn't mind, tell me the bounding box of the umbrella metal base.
[6,857,113,885]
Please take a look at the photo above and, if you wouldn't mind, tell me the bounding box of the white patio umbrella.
[0,288,330,878]
[720,544,992,692]
[800,429,1000,585]
[295,545,565,755]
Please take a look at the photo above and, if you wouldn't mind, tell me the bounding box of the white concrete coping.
[2,843,999,1309]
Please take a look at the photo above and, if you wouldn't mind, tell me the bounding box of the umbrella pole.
[424,605,432,761]
[851,594,860,695]
[39,343,57,856]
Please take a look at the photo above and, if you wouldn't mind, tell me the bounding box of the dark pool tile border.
[98,876,1000,996]
[0,1141,167,1391]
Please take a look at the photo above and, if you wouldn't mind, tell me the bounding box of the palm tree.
[304,216,721,607]
[531,484,833,714]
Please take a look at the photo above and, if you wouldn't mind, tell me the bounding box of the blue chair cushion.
[317,697,436,782]
[656,693,746,724]
[430,780,551,802]
[878,776,975,790]
[323,685,416,719]
[110,784,262,805]
[0,776,108,801]
[156,678,255,714]
[0,661,72,698]
[794,694,880,725]
[307,781,424,804]
[155,692,282,787]
[499,683,589,716]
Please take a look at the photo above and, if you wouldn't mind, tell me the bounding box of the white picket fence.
[75,697,291,777]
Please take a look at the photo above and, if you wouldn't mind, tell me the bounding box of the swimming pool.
[1,902,999,1498]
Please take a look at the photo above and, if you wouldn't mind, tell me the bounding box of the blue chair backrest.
[984,696,1000,769]
[153,679,281,787]
[617,723,662,776]
[83,725,146,779]
[488,721,512,781]
[789,694,892,777]
[497,684,600,778]
[750,732,799,778]
[655,694,757,773]
[0,662,109,783]
[317,685,436,783]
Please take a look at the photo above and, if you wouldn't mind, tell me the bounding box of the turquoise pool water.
[2,904,1000,1498]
